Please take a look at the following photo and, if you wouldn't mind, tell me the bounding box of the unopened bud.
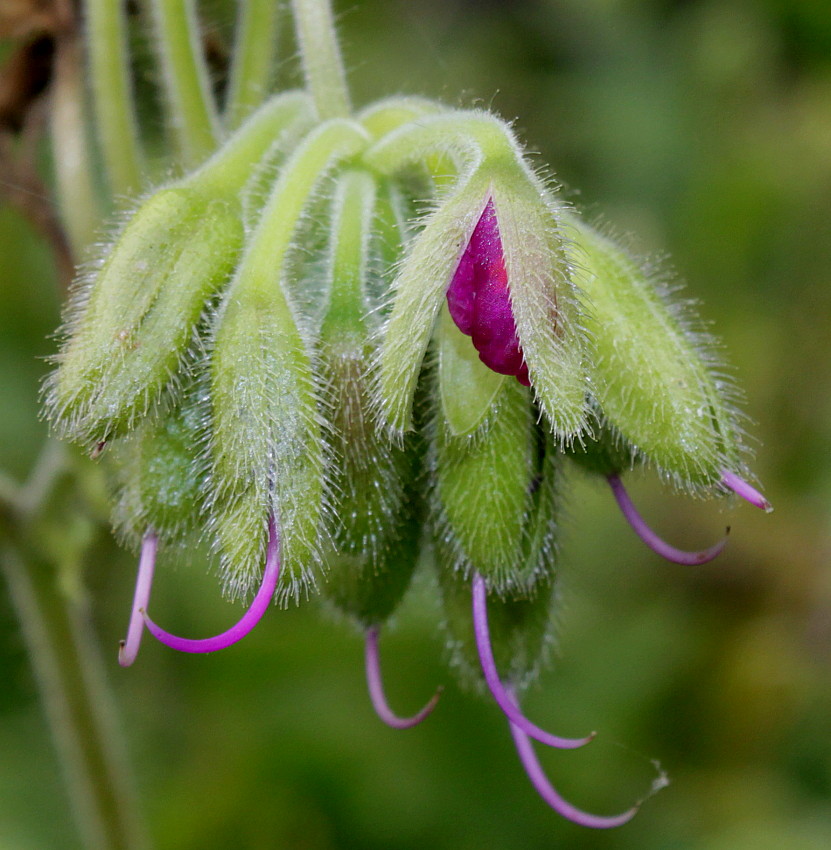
[566,216,746,490]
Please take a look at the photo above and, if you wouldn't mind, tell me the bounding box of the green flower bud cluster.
[44,3,769,827]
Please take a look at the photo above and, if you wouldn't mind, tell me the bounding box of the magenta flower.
[446,198,530,386]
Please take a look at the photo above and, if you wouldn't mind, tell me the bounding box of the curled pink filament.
[509,715,639,829]
[364,625,442,730]
[140,516,281,655]
[607,474,728,565]
[721,470,772,512]
[472,572,594,749]
[118,531,159,667]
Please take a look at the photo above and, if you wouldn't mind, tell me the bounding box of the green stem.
[291,0,351,119]
[150,0,220,167]
[1,549,149,850]
[194,91,313,196]
[0,446,148,850]
[225,0,280,130]
[49,3,101,256]
[85,0,145,196]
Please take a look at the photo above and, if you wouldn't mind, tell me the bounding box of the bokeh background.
[1,0,830,847]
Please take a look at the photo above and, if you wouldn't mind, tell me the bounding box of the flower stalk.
[86,0,144,196]
[225,0,281,129]
[291,0,351,119]
[149,0,220,167]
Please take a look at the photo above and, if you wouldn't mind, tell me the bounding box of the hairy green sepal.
[210,119,369,602]
[317,170,422,626]
[365,110,587,440]
[48,93,315,448]
[567,215,742,488]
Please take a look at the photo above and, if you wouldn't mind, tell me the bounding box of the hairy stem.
[225,0,280,129]
[291,0,351,119]
[149,0,220,167]
[85,0,144,196]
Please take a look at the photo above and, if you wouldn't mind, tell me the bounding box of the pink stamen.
[607,475,729,565]
[365,625,442,730]
[721,470,772,512]
[118,531,159,667]
[141,516,281,654]
[472,572,594,749]
[509,715,639,829]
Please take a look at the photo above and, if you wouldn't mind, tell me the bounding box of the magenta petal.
[446,198,530,384]
[509,719,639,829]
[447,248,476,335]
[470,264,528,378]
[607,475,729,565]
[365,625,442,730]
[142,516,281,654]
[118,531,159,667]
[721,470,773,512]
[472,572,594,749]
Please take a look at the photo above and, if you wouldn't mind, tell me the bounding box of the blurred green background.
[1,0,830,847]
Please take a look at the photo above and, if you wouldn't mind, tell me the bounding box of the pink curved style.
[472,572,594,749]
[365,625,442,729]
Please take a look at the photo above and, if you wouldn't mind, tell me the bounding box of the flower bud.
[314,170,423,626]
[565,215,746,490]
[365,110,588,441]
[47,93,315,449]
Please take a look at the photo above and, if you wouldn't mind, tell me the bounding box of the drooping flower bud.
[209,118,369,602]
[46,92,315,449]
[564,214,748,492]
[314,169,440,728]
[316,170,422,621]
[364,110,589,442]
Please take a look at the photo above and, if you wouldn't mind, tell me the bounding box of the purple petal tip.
[472,573,593,749]
[607,475,728,565]
[721,470,772,512]
[365,625,442,730]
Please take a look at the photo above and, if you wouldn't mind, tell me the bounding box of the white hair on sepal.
[426,361,544,598]
[562,211,752,494]
[203,255,330,602]
[368,173,491,443]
